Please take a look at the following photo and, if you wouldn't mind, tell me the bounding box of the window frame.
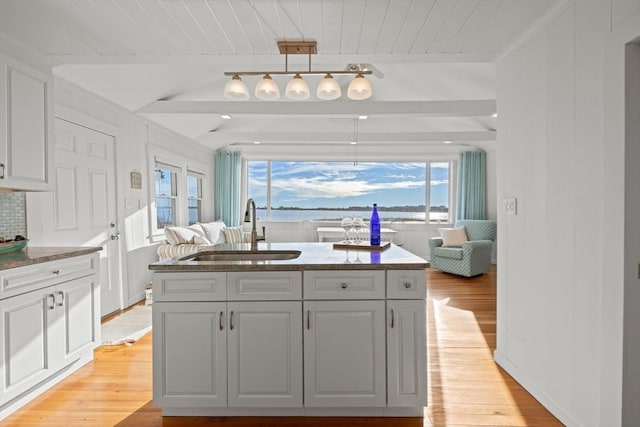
[187,169,205,225]
[148,146,210,241]
[154,161,180,229]
[246,158,456,224]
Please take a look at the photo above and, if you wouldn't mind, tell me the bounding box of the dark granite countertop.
[0,246,102,271]
[149,242,428,272]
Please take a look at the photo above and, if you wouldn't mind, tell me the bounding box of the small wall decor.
[130,171,142,189]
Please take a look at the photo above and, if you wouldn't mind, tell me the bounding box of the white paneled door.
[28,118,122,317]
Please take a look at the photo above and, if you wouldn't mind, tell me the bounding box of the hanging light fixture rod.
[223,40,373,101]
[223,70,372,76]
[225,40,372,76]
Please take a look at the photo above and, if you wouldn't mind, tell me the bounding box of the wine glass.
[341,217,353,242]
[353,217,365,243]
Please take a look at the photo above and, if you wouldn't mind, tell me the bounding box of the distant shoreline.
[258,205,447,213]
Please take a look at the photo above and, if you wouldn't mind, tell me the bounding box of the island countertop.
[149,242,428,271]
[0,246,102,271]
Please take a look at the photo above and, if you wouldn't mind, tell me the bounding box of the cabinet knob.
[404,282,412,289]
[340,283,348,289]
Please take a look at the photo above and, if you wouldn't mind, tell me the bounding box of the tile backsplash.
[0,193,27,239]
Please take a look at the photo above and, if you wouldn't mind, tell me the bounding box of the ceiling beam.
[199,130,496,144]
[139,100,496,117]
[50,53,495,66]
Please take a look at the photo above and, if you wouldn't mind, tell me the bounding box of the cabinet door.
[57,276,100,365]
[304,300,385,407]
[387,300,427,407]
[227,301,302,407]
[0,57,52,190]
[152,302,227,408]
[0,287,58,403]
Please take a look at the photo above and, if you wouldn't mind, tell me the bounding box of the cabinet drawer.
[303,270,385,300]
[387,270,426,299]
[153,272,226,302]
[227,271,301,300]
[0,254,97,300]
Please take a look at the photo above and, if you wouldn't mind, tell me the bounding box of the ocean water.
[255,209,447,222]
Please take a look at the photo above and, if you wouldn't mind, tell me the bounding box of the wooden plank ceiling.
[0,0,562,154]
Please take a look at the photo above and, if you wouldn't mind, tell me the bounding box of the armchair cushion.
[432,247,464,260]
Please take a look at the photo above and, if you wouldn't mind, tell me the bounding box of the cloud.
[250,161,430,204]
[272,176,425,201]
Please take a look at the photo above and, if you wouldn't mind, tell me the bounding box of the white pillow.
[199,221,227,245]
[164,225,211,245]
[222,226,245,244]
[438,226,467,247]
[190,234,210,244]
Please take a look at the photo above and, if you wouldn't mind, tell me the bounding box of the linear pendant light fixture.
[224,40,373,101]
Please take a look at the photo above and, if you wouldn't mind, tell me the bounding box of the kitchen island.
[149,242,428,417]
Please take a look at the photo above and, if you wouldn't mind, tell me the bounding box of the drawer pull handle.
[307,310,311,330]
[229,311,234,330]
[340,282,348,289]
[404,282,412,289]
[0,163,4,179]
[56,291,64,307]
[391,309,395,328]
[219,311,224,331]
[52,270,60,275]
[47,294,55,310]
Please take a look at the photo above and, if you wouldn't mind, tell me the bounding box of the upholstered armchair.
[428,220,497,277]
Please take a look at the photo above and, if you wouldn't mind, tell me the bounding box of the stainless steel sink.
[180,250,302,262]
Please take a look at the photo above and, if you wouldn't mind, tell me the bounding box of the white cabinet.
[0,54,53,191]
[304,300,386,407]
[387,299,427,407]
[58,277,100,365]
[153,272,303,410]
[0,258,99,407]
[152,302,227,408]
[227,301,302,407]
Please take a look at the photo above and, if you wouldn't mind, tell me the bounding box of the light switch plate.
[504,198,517,215]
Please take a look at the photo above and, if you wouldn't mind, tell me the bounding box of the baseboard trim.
[494,350,581,427]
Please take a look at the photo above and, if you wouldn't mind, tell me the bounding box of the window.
[155,162,178,228]
[187,170,204,225]
[247,160,453,222]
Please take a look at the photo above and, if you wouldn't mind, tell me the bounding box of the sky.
[248,161,449,209]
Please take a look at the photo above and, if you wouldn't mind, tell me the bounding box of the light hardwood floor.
[1,267,563,427]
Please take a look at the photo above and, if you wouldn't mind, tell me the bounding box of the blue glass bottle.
[369,203,381,246]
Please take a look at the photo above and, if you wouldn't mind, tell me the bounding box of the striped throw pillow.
[222,226,245,243]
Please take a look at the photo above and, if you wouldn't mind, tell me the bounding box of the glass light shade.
[316,74,341,100]
[255,74,280,100]
[224,75,249,100]
[347,74,372,100]
[285,74,310,100]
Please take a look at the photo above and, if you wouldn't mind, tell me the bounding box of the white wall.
[623,41,640,426]
[29,78,216,308]
[495,2,640,426]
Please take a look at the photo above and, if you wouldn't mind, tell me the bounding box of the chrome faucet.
[244,198,265,249]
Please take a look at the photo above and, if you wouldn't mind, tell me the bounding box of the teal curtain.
[456,151,486,220]
[214,151,242,226]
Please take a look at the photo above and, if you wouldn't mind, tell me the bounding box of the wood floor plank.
[1,266,563,427]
